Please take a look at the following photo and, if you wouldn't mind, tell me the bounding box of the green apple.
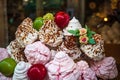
[43,13,54,20]
[0,58,17,77]
[33,17,44,31]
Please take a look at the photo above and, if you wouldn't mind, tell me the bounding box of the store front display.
[0,0,120,79]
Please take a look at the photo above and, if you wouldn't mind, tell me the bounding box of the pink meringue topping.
[90,57,118,79]
[46,51,80,80]
[77,60,97,80]
[0,48,10,61]
[24,41,51,65]
[0,73,11,80]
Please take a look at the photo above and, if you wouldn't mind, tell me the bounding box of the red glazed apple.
[27,64,47,80]
[54,11,70,29]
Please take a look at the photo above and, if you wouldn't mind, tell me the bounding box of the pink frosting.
[0,48,9,61]
[46,51,80,80]
[24,41,51,65]
[0,73,11,80]
[77,60,97,80]
[90,57,118,79]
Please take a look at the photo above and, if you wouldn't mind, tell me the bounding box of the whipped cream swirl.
[12,61,31,80]
[63,17,82,35]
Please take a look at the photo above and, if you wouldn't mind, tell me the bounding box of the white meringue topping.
[63,17,82,35]
[12,61,31,80]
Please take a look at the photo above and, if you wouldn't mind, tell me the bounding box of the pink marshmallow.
[0,73,11,80]
[77,60,97,80]
[90,57,118,79]
[0,48,10,61]
[46,51,80,80]
[24,41,51,65]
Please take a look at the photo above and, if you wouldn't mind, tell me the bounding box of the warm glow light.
[24,0,28,2]
[104,17,108,22]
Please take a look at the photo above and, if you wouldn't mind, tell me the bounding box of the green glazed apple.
[33,17,44,31]
[43,13,54,20]
[0,58,17,77]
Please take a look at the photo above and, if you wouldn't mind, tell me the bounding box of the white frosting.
[63,17,82,35]
[12,61,31,80]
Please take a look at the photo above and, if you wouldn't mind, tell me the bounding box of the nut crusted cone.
[39,20,63,48]
[7,40,28,62]
[15,17,38,48]
[58,35,82,61]
[80,34,105,61]
[7,17,39,62]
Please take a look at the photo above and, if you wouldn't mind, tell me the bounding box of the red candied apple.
[27,64,47,80]
[54,11,70,29]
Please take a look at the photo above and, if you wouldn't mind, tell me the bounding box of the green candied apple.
[0,58,17,77]
[43,13,54,20]
[33,17,44,31]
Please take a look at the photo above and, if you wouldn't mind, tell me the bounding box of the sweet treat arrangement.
[0,11,118,80]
